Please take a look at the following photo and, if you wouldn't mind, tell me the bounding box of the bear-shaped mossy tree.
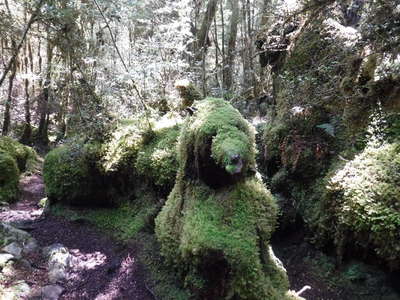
[155,98,300,300]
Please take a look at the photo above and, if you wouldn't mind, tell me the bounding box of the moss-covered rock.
[102,117,181,197]
[0,152,19,203]
[0,136,37,173]
[135,125,180,191]
[156,98,299,299]
[317,141,400,268]
[43,141,106,206]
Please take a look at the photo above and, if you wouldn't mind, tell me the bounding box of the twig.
[91,0,148,111]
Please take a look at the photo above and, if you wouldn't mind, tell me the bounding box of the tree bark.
[223,0,239,92]
[0,0,45,88]
[2,59,17,136]
[195,0,219,61]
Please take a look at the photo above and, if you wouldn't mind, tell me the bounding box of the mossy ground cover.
[0,137,39,203]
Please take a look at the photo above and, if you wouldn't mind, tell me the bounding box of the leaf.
[317,123,335,137]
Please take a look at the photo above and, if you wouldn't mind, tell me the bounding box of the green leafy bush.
[43,141,106,205]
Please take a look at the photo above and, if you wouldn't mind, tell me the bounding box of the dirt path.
[1,174,153,300]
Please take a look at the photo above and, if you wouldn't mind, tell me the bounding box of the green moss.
[0,136,38,173]
[156,98,297,299]
[179,98,256,180]
[43,141,106,206]
[319,142,400,267]
[0,151,19,203]
[135,125,180,189]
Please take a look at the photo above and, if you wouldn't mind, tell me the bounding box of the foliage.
[43,140,106,206]
[0,151,19,203]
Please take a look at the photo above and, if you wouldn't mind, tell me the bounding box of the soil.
[1,173,153,300]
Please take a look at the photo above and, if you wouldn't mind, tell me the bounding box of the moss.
[135,125,180,190]
[318,142,400,268]
[43,141,106,206]
[175,79,202,109]
[0,151,19,203]
[156,98,298,299]
[0,136,38,173]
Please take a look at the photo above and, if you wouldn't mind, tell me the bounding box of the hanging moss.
[0,151,19,203]
[156,98,300,299]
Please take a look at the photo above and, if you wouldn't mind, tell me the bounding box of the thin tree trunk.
[195,0,219,61]
[223,0,239,92]
[37,33,54,147]
[2,59,17,136]
[0,0,45,88]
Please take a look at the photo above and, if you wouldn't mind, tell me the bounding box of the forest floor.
[0,173,152,300]
[1,171,399,300]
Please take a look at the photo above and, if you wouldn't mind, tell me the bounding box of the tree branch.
[0,0,46,88]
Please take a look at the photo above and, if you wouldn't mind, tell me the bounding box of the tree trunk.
[2,59,17,136]
[223,0,239,93]
[195,0,219,61]
[37,34,54,147]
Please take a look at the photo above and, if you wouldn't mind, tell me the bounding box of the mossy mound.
[43,141,106,206]
[318,141,400,268]
[102,117,181,196]
[0,152,19,203]
[0,136,38,172]
[135,125,180,191]
[156,98,299,299]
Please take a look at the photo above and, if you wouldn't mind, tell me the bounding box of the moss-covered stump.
[0,152,19,203]
[317,141,400,269]
[155,98,299,300]
[43,141,106,206]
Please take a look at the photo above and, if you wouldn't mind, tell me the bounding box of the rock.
[2,242,23,259]
[0,222,32,244]
[0,280,31,300]
[41,285,65,300]
[0,253,15,267]
[9,220,37,231]
[43,243,72,283]
[23,238,39,254]
[19,258,33,271]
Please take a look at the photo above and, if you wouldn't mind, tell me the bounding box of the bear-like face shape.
[180,98,256,189]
